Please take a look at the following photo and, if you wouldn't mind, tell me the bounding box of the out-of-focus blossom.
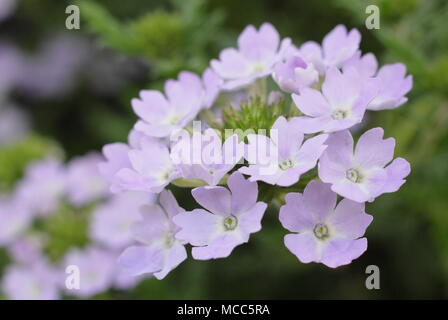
[174,172,267,260]
[291,67,379,133]
[119,190,187,280]
[7,234,46,264]
[0,196,32,246]
[0,0,16,22]
[15,158,66,216]
[240,116,327,186]
[211,23,291,90]
[171,128,244,186]
[298,25,360,74]
[132,71,208,138]
[90,191,154,249]
[279,181,372,268]
[0,105,30,146]
[2,260,61,300]
[63,247,116,298]
[318,128,411,203]
[66,153,109,207]
[0,43,22,98]
[16,35,89,99]
[272,54,319,94]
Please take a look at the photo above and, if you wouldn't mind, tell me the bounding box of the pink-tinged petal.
[191,186,231,215]
[211,48,250,79]
[153,242,187,280]
[298,41,324,73]
[131,204,167,244]
[165,71,203,113]
[202,68,222,108]
[292,88,331,117]
[354,128,395,168]
[118,246,163,276]
[331,179,368,202]
[322,25,360,67]
[328,199,373,239]
[279,192,315,232]
[173,209,222,246]
[238,202,267,234]
[343,52,378,78]
[284,233,319,263]
[290,116,332,134]
[227,171,258,215]
[321,130,354,168]
[294,134,328,171]
[133,120,174,138]
[382,157,410,193]
[320,238,367,268]
[191,232,246,260]
[272,116,305,162]
[159,190,183,219]
[131,91,169,122]
[322,67,362,108]
[238,23,280,61]
[303,180,337,221]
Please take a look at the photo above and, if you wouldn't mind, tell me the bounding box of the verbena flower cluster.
[101,23,412,278]
[0,155,155,299]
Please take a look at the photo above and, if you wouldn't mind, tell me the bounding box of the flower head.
[272,52,319,94]
[173,172,267,260]
[291,67,379,133]
[63,247,116,298]
[66,152,108,207]
[298,25,361,74]
[318,128,411,202]
[15,158,66,216]
[119,190,187,280]
[0,196,32,246]
[239,116,327,186]
[90,191,154,249]
[132,71,215,138]
[171,128,244,186]
[211,23,291,90]
[2,260,60,300]
[279,181,372,268]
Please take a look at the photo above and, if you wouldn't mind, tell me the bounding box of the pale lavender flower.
[343,53,413,111]
[15,158,66,216]
[211,23,291,90]
[63,246,116,298]
[0,197,32,246]
[291,67,379,133]
[298,25,361,74]
[112,137,180,193]
[90,191,155,249]
[239,116,328,186]
[171,128,244,186]
[7,234,46,264]
[0,105,30,146]
[173,172,267,260]
[318,128,411,203]
[2,260,61,300]
[202,68,222,109]
[66,153,109,207]
[119,190,187,280]
[280,180,372,268]
[133,71,213,138]
[272,54,319,94]
[99,143,132,193]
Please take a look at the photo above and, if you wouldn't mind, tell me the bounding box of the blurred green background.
[1,0,448,299]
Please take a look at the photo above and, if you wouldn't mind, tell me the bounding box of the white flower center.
[223,215,238,231]
[164,114,180,126]
[279,159,295,171]
[313,223,329,240]
[164,233,175,248]
[331,110,348,120]
[346,168,363,183]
